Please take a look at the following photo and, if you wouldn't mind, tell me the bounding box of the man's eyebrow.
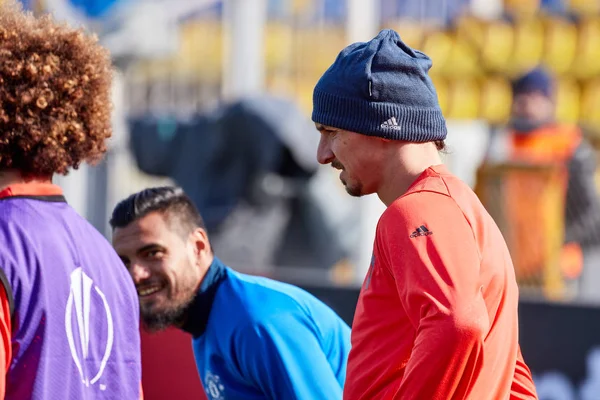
[136,244,162,254]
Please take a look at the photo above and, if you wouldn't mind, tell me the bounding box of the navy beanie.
[312,29,447,142]
[512,67,553,98]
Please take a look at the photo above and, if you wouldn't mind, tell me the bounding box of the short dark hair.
[434,140,446,152]
[110,186,206,236]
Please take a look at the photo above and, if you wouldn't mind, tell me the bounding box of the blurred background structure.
[13,0,600,399]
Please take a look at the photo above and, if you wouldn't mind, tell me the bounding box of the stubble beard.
[341,176,363,197]
[140,288,197,333]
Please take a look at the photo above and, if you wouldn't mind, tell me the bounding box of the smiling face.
[315,123,388,197]
[112,211,210,331]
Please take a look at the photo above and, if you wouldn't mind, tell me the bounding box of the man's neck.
[174,254,215,329]
[178,255,228,337]
[377,142,443,207]
[193,253,214,294]
[0,170,53,192]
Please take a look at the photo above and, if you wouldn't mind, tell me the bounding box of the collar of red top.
[404,164,450,196]
[409,164,449,186]
[0,183,64,200]
[428,164,448,175]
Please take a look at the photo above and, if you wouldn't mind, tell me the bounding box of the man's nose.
[317,135,335,165]
[130,263,151,284]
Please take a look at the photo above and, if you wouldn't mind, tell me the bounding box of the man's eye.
[147,250,164,258]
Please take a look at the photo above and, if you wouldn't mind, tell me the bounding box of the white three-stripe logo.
[380,117,402,130]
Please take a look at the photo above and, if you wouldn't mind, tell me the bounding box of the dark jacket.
[128,96,347,270]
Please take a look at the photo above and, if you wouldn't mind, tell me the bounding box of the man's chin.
[340,178,360,197]
[344,184,365,197]
[140,305,186,333]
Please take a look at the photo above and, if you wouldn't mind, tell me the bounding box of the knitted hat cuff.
[312,88,447,142]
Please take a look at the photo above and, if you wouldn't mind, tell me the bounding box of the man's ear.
[191,228,211,257]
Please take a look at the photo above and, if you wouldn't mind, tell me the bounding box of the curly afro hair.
[0,0,113,176]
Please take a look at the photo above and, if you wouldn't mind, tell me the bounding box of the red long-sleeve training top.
[343,164,538,400]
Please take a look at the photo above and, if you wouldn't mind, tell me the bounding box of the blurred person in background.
[0,1,142,398]
[110,186,351,400]
[127,95,351,274]
[484,67,600,299]
[313,29,537,399]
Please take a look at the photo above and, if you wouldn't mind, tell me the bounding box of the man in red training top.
[312,29,538,400]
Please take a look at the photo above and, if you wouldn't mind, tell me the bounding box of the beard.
[342,182,364,197]
[140,290,196,333]
[343,181,364,197]
[340,173,364,197]
[139,262,202,332]
[333,160,365,197]
[140,302,189,333]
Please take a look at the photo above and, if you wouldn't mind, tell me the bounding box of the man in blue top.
[110,186,351,400]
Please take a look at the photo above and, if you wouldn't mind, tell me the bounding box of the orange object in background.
[475,123,586,297]
[140,327,206,400]
[509,124,585,285]
[510,123,582,163]
[560,242,584,279]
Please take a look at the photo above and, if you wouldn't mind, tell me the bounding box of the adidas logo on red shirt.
[409,225,433,238]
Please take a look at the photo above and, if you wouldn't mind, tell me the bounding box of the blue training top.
[182,257,351,400]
